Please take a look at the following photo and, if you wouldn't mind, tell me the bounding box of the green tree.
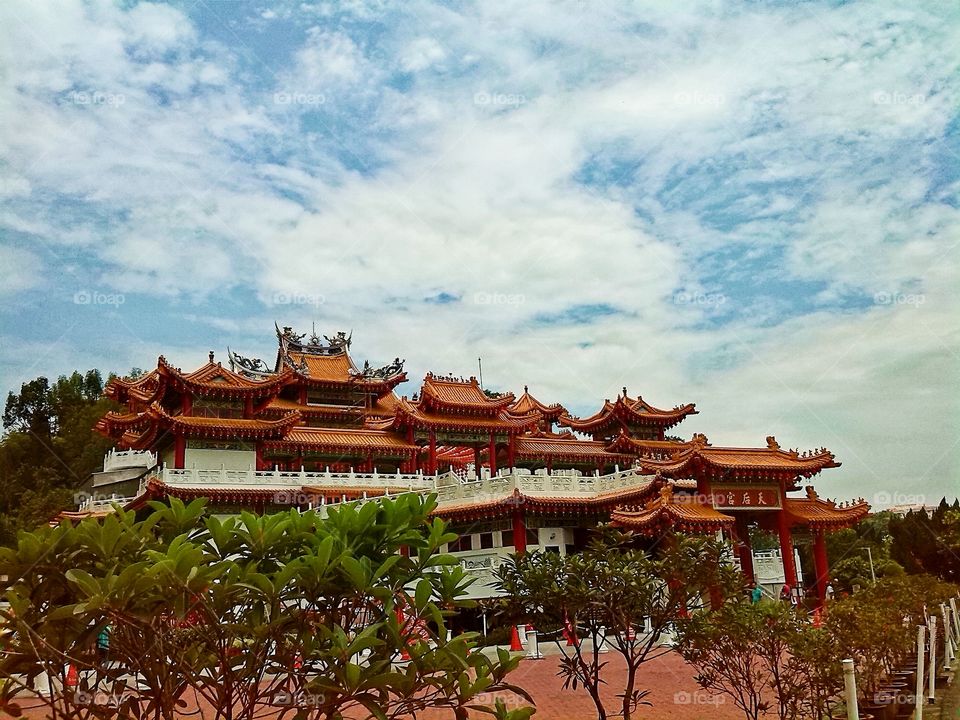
[496,530,738,720]
[0,494,535,720]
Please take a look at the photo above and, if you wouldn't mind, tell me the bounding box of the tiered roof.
[513,431,634,466]
[263,427,418,458]
[611,484,737,535]
[559,388,696,438]
[157,355,295,399]
[507,386,566,422]
[371,374,540,436]
[783,487,870,529]
[634,434,839,480]
[275,325,406,392]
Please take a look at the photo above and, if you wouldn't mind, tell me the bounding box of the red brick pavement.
[14,650,743,719]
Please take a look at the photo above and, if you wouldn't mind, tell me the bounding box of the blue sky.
[1,0,957,505]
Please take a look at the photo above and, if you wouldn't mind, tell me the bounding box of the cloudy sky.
[1,0,957,505]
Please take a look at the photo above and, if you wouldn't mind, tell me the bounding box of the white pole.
[928,615,937,703]
[482,610,487,637]
[950,598,960,645]
[842,658,859,720]
[597,626,609,653]
[914,624,925,720]
[944,604,955,669]
[526,626,541,659]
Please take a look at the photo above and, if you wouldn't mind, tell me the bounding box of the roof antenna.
[478,357,484,389]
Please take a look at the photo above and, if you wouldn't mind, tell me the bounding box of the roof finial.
[209,350,215,363]
[623,386,627,398]
[524,384,529,393]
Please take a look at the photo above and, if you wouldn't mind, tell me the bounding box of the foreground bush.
[0,495,534,720]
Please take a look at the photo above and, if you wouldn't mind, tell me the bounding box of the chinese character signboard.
[710,485,781,510]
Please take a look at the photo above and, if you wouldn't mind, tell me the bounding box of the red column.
[512,508,527,553]
[474,446,481,476]
[182,393,193,415]
[735,515,755,584]
[813,529,829,604]
[546,457,552,475]
[777,508,797,588]
[299,386,307,404]
[488,434,497,476]
[173,435,186,469]
[243,397,253,418]
[428,430,437,475]
[507,436,515,470]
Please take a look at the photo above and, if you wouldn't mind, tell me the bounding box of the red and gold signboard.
[710,485,781,510]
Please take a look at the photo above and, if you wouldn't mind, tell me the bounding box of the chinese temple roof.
[514,433,634,465]
[635,434,839,478]
[783,487,870,530]
[370,397,540,435]
[432,479,683,522]
[150,404,301,440]
[263,427,418,455]
[507,386,566,421]
[158,356,295,398]
[104,369,164,404]
[610,484,736,535]
[419,374,515,414]
[558,390,697,435]
[275,325,406,391]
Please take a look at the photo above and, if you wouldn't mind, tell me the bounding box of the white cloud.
[0,0,957,503]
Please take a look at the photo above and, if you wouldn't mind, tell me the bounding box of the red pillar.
[428,430,437,475]
[488,434,497,476]
[173,435,186,469]
[546,457,552,475]
[813,529,829,604]
[243,397,253,418]
[474,446,481,476]
[182,393,193,415]
[734,515,755,584]
[507,436,515,470]
[512,508,527,553]
[777,508,797,588]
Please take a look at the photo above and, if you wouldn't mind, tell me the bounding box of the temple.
[84,325,868,605]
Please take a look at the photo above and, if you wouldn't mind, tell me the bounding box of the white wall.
[183,447,256,470]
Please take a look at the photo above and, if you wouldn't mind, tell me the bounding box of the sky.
[0,0,957,507]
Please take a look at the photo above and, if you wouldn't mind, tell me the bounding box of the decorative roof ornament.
[324,330,352,350]
[350,357,406,381]
[227,348,272,378]
[766,436,780,450]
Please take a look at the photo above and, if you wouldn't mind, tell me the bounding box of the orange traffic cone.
[509,626,524,651]
[65,664,78,688]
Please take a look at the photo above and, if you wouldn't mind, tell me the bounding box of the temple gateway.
[78,325,869,603]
